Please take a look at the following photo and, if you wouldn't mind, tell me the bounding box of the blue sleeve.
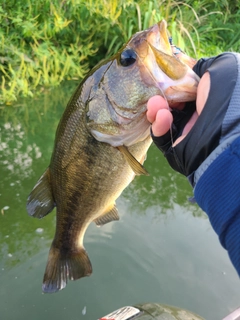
[194,136,240,276]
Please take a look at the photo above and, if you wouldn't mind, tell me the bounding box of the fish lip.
[145,21,163,53]
[128,21,163,60]
[134,20,199,102]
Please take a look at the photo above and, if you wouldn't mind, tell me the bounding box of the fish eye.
[119,49,137,67]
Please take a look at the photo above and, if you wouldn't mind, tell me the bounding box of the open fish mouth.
[129,20,200,102]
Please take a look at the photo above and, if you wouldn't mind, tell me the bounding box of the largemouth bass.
[27,20,199,293]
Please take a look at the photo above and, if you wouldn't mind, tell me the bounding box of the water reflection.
[0,82,78,271]
[123,145,205,218]
[1,121,41,180]
[0,81,240,320]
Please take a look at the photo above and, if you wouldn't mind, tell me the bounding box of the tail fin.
[42,245,92,293]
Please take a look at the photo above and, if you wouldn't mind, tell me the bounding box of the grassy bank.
[1,0,239,105]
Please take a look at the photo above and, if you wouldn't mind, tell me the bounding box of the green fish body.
[27,20,199,293]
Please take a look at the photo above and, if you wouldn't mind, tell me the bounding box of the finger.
[147,95,169,123]
[152,108,173,137]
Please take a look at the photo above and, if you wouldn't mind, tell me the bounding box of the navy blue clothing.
[194,136,240,275]
[192,52,240,276]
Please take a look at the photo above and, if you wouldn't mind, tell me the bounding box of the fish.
[26,20,199,293]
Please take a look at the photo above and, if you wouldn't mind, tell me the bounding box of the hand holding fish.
[148,50,240,277]
[146,71,210,144]
[147,46,207,143]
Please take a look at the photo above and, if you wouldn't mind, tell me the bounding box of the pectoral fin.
[117,145,149,176]
[26,168,55,219]
[94,204,119,226]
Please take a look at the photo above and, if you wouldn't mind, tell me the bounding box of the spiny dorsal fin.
[117,145,149,176]
[94,204,119,226]
[26,168,55,219]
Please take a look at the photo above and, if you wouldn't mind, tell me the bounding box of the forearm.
[194,136,240,276]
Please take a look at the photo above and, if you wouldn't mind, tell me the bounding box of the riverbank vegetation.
[1,0,239,105]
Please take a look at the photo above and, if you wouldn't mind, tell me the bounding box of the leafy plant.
[0,0,239,105]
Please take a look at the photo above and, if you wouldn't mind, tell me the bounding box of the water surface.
[0,82,240,320]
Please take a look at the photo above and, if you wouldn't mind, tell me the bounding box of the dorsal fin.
[117,145,149,176]
[94,204,119,226]
[26,168,55,219]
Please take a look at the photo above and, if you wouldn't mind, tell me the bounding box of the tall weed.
[0,0,239,105]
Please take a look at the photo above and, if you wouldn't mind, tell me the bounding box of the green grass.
[0,0,239,105]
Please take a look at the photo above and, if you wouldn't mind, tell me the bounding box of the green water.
[0,82,239,320]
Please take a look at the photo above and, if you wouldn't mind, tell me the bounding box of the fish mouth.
[135,20,200,103]
[145,20,189,79]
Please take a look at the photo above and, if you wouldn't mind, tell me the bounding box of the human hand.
[147,52,238,181]
[146,45,207,144]
[146,71,210,146]
[146,45,202,144]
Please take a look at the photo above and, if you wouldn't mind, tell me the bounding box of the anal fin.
[117,145,149,176]
[94,204,119,226]
[26,168,55,219]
